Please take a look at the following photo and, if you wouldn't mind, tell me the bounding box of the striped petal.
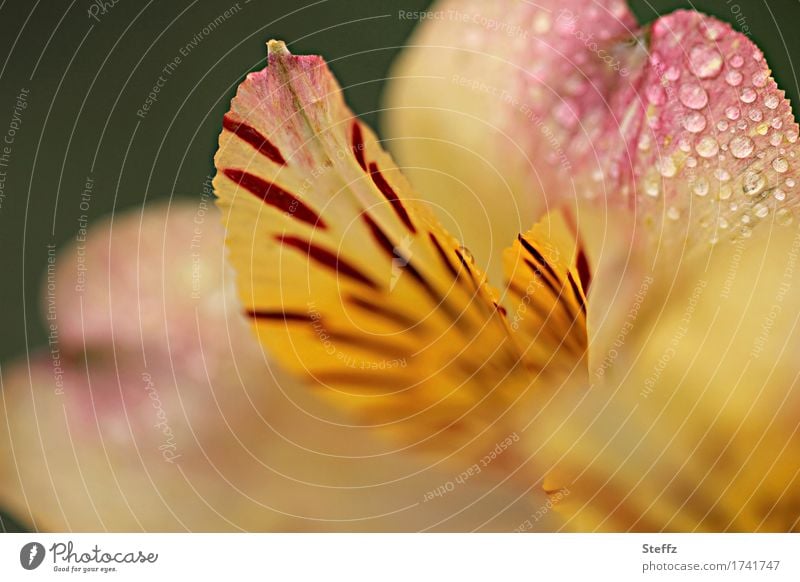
[527,225,800,531]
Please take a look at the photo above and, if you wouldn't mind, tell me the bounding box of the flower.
[2,0,800,532]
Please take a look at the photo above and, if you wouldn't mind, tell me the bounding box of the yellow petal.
[214,41,530,456]
[528,224,800,531]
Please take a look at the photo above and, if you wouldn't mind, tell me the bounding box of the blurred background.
[0,0,798,531]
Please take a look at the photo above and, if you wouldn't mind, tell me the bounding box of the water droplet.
[777,209,794,226]
[729,54,744,68]
[643,173,661,197]
[682,111,707,133]
[743,171,766,195]
[773,188,786,201]
[719,217,730,229]
[715,168,731,182]
[703,20,726,41]
[693,177,710,196]
[740,87,757,104]
[786,128,799,143]
[764,94,780,110]
[458,245,476,263]
[740,225,753,238]
[754,203,769,218]
[664,66,681,81]
[679,83,709,109]
[667,206,680,220]
[725,106,741,120]
[752,70,769,88]
[730,136,755,159]
[658,156,677,178]
[686,156,698,168]
[773,156,789,173]
[787,178,797,188]
[637,133,652,151]
[717,120,729,131]
[646,84,667,106]
[725,70,743,87]
[696,136,719,158]
[748,109,763,122]
[771,118,783,129]
[678,137,692,153]
[719,184,733,200]
[690,44,723,78]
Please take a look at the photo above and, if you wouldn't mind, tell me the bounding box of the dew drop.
[696,136,719,158]
[643,173,661,197]
[725,106,741,120]
[748,109,763,123]
[786,178,797,188]
[764,94,780,110]
[754,203,769,219]
[725,70,743,87]
[667,206,680,221]
[715,168,731,182]
[682,111,707,133]
[740,225,753,238]
[771,117,783,129]
[740,87,757,104]
[730,136,755,159]
[679,83,709,110]
[703,20,726,41]
[693,177,710,196]
[664,66,681,81]
[729,54,744,68]
[686,156,698,168]
[786,128,799,143]
[752,70,769,88]
[743,171,766,196]
[689,44,723,79]
[773,156,790,173]
[717,120,729,131]
[658,156,678,178]
[719,217,730,229]
[773,188,786,201]
[719,184,733,200]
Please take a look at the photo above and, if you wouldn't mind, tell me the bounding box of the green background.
[0,0,799,532]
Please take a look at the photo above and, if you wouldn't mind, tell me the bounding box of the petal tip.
[267,39,290,57]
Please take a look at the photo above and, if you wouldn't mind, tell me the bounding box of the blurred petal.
[0,201,544,531]
[527,224,800,531]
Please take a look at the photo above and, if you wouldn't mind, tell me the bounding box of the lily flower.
[2,0,799,532]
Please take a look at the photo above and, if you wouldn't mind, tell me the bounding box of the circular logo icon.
[20,542,46,570]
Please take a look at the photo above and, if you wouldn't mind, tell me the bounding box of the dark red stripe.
[223,169,326,229]
[576,248,591,294]
[276,235,378,289]
[223,115,286,166]
[567,272,587,316]
[518,235,560,286]
[246,309,312,322]
[347,296,423,332]
[428,233,460,280]
[362,214,468,330]
[368,162,416,233]
[351,121,367,172]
